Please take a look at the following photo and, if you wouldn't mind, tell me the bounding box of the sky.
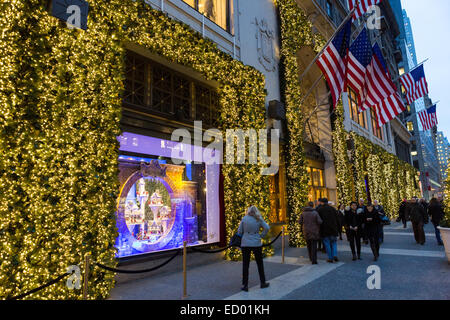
[400,0,450,139]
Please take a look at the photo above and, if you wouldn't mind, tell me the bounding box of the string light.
[0,0,273,297]
[276,0,326,247]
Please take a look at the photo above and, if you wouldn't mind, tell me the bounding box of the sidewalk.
[109,222,449,300]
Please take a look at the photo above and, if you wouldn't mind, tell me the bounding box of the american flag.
[400,65,429,105]
[373,92,406,128]
[418,104,438,131]
[316,19,352,109]
[349,0,381,21]
[346,28,372,105]
[361,43,398,111]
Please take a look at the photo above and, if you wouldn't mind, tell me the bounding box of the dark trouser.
[368,235,380,257]
[242,246,266,287]
[379,225,384,243]
[401,215,407,228]
[306,239,318,263]
[433,223,443,245]
[411,221,425,244]
[361,225,368,242]
[347,229,361,256]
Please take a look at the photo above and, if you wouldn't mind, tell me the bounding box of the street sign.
[50,0,89,30]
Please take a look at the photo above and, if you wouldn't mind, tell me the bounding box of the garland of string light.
[0,0,272,299]
[332,118,420,218]
[276,0,326,247]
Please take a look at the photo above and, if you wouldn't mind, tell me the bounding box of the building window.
[183,0,233,33]
[326,0,333,18]
[124,51,219,126]
[407,121,414,132]
[371,108,383,140]
[348,89,367,129]
[307,166,327,203]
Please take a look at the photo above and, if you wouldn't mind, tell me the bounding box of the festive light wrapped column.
[276,0,325,247]
[332,104,354,206]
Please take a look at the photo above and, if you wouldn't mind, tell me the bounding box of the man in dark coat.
[299,202,323,264]
[358,199,369,244]
[345,201,364,260]
[428,198,444,245]
[317,198,339,263]
[373,200,386,243]
[364,204,382,261]
[409,198,428,245]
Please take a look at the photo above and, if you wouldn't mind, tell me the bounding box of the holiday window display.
[125,178,173,242]
[116,133,221,258]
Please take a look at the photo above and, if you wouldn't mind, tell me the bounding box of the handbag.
[229,233,242,248]
[381,215,391,225]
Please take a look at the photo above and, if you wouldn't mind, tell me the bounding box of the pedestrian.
[398,199,408,228]
[317,198,339,263]
[344,201,364,260]
[299,202,323,264]
[364,204,381,261]
[337,204,345,240]
[428,198,444,246]
[358,199,369,245]
[315,198,326,253]
[409,197,428,245]
[237,206,270,292]
[373,200,386,243]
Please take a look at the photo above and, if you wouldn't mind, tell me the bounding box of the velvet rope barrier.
[94,249,180,274]
[7,272,71,300]
[190,231,283,253]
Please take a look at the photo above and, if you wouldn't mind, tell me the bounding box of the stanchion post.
[182,241,188,299]
[282,226,285,264]
[83,255,90,300]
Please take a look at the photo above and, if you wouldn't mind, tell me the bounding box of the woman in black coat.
[364,204,382,261]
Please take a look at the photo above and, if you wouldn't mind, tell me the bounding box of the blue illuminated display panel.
[116,133,221,258]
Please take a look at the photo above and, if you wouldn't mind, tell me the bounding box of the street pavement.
[109,222,449,300]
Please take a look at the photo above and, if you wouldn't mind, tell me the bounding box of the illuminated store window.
[348,88,367,129]
[183,0,233,33]
[116,133,221,258]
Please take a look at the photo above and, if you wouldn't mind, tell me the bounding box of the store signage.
[50,0,89,30]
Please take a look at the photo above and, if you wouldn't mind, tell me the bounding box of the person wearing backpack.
[237,206,270,292]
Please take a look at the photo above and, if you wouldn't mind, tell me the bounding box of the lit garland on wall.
[0,0,122,300]
[443,168,450,226]
[332,117,420,218]
[0,0,271,299]
[276,0,325,247]
[332,103,354,206]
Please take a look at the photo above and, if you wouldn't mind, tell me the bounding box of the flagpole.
[298,8,356,84]
[393,58,430,83]
[409,58,429,73]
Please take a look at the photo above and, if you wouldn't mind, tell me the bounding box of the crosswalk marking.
[223,261,344,300]
[384,232,435,237]
[337,245,445,258]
